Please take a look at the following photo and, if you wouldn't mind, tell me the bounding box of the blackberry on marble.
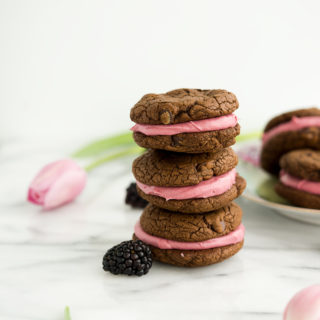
[102,240,152,276]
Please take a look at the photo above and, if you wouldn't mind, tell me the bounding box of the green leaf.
[72,132,134,158]
[64,306,71,320]
[257,177,289,204]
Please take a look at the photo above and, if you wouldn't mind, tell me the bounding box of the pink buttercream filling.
[263,116,320,145]
[136,168,236,200]
[134,221,245,250]
[131,113,238,136]
[280,170,320,195]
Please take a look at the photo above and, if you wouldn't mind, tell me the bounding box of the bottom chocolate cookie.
[133,234,243,267]
[275,182,320,209]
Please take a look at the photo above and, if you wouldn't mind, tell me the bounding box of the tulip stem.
[79,131,261,172]
[72,131,261,160]
[84,146,144,172]
[64,306,71,320]
[72,132,134,158]
[236,131,261,142]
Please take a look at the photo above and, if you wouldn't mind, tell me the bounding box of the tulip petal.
[29,159,80,193]
[43,168,87,210]
[27,188,45,205]
[27,158,87,210]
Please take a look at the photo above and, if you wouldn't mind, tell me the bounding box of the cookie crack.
[202,215,218,234]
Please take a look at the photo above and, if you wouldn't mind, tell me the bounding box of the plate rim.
[242,191,320,216]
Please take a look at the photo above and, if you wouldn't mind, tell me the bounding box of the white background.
[1,0,320,143]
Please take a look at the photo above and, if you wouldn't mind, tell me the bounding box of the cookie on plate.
[133,203,244,267]
[275,149,320,209]
[260,107,320,174]
[130,88,240,153]
[133,148,246,213]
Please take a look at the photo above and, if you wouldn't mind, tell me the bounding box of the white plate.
[236,140,320,225]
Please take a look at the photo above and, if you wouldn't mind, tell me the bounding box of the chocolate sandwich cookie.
[260,108,320,174]
[130,89,240,153]
[132,148,246,213]
[275,149,320,209]
[140,203,243,242]
[133,203,244,267]
[133,148,238,187]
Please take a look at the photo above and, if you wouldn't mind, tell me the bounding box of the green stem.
[85,146,144,172]
[64,306,71,320]
[236,131,262,142]
[72,132,134,158]
[72,130,261,159]
[74,130,261,172]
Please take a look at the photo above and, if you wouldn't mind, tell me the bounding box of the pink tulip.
[28,159,87,210]
[283,285,320,320]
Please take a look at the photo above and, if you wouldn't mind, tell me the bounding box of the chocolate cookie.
[279,149,320,182]
[275,149,320,209]
[260,108,320,174]
[132,126,240,153]
[275,183,320,209]
[133,234,243,268]
[137,174,246,213]
[133,212,244,268]
[130,89,239,125]
[264,108,320,132]
[132,148,238,187]
[130,89,240,153]
[140,203,242,242]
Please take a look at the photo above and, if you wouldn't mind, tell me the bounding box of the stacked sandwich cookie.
[260,108,320,175]
[275,150,320,209]
[130,89,246,267]
[261,107,320,209]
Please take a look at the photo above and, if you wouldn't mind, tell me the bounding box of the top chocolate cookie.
[264,108,320,132]
[130,89,239,125]
[279,149,320,182]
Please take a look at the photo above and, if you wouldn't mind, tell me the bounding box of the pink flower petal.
[43,168,87,210]
[27,159,87,210]
[29,159,80,193]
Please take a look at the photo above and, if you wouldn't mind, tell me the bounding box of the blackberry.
[125,182,148,209]
[103,240,152,276]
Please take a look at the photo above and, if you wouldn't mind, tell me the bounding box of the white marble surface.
[1,138,320,320]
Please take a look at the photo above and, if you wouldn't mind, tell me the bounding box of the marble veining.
[1,139,320,320]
